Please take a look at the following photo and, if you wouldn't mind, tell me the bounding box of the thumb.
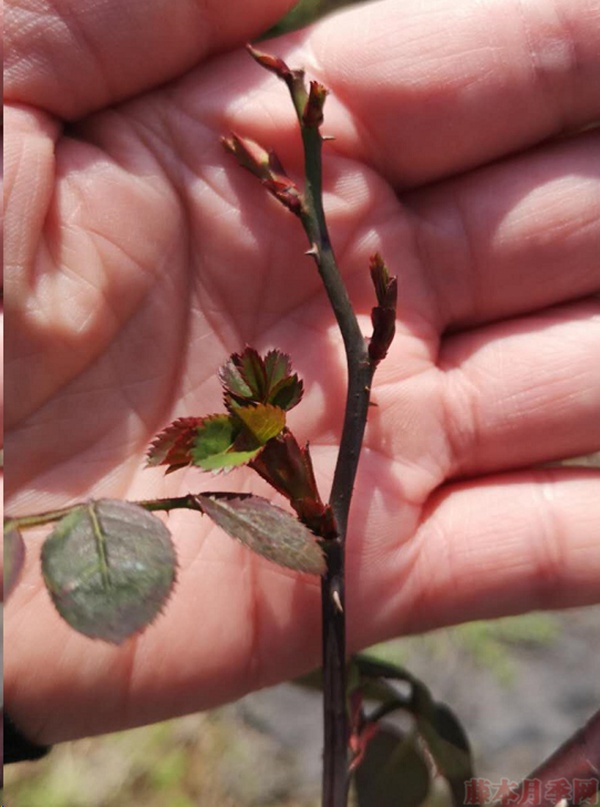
[5,0,296,119]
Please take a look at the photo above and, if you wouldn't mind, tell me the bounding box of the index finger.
[308,0,600,185]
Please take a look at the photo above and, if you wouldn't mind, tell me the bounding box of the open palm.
[5,0,600,745]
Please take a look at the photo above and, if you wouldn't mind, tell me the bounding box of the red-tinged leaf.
[369,306,396,364]
[4,524,26,600]
[246,44,296,82]
[369,253,397,309]
[41,500,177,644]
[221,133,273,182]
[262,176,304,216]
[245,45,307,115]
[222,135,302,214]
[368,254,397,365]
[220,347,303,411]
[267,148,286,176]
[220,347,268,406]
[195,492,326,575]
[147,417,203,471]
[248,430,335,536]
[264,350,304,410]
[249,429,319,503]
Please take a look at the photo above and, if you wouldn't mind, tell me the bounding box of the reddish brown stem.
[502,709,600,807]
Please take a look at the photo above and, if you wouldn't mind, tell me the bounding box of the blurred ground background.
[4,606,600,806]
[4,0,599,804]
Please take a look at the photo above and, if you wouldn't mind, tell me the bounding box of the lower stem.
[321,539,349,807]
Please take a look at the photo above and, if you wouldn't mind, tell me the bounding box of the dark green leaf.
[355,726,430,807]
[420,703,475,806]
[354,654,475,806]
[196,492,325,574]
[41,500,177,644]
[4,524,26,600]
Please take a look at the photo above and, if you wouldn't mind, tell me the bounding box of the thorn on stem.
[332,587,344,613]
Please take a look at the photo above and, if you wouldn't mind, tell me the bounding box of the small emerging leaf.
[369,253,397,365]
[222,135,304,215]
[369,253,397,309]
[302,80,328,128]
[196,492,325,575]
[220,347,266,405]
[220,347,303,412]
[41,500,177,644]
[4,524,26,600]
[245,44,306,96]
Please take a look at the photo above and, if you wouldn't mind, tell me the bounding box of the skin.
[4,0,600,745]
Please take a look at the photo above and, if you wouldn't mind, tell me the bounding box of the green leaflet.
[41,500,177,644]
[190,406,286,472]
[355,727,430,807]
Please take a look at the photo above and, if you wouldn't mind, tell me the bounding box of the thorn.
[332,588,344,613]
[305,244,319,257]
[321,134,336,141]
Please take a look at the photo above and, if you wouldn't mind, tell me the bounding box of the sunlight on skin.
[4,0,600,744]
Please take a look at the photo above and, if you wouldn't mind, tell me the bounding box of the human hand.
[5,0,600,746]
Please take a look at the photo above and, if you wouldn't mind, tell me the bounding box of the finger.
[4,0,296,119]
[308,0,600,185]
[4,104,187,431]
[439,300,600,478]
[406,130,600,331]
[391,469,600,637]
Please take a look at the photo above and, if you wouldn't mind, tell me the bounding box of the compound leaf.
[196,492,325,575]
[220,347,303,411]
[41,500,177,644]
